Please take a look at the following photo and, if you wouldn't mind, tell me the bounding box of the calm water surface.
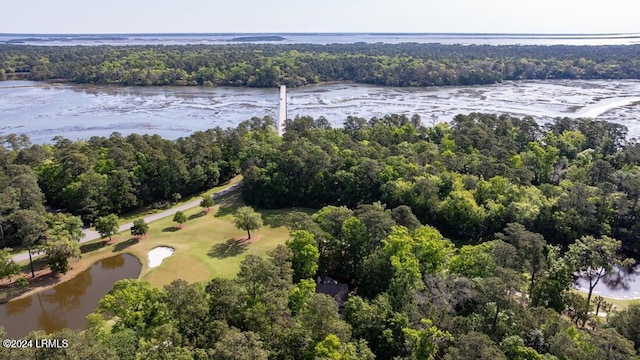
[2,80,640,143]
[575,266,640,300]
[0,254,141,338]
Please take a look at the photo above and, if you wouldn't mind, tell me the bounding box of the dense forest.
[2,113,640,358]
[1,43,640,86]
[0,123,254,234]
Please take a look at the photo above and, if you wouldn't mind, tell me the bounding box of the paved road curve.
[11,182,243,264]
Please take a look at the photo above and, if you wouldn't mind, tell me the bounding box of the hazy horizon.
[2,1,638,34]
[2,32,639,36]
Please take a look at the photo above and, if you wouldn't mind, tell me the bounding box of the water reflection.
[37,292,67,331]
[574,265,640,300]
[40,263,92,311]
[0,254,141,338]
[4,295,32,316]
[101,254,125,270]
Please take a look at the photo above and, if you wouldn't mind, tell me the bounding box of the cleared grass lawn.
[3,191,301,303]
[117,191,300,287]
[140,193,294,286]
[571,289,636,311]
[113,193,293,286]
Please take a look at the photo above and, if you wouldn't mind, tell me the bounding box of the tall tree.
[314,334,375,360]
[233,206,263,240]
[402,318,454,360]
[94,214,119,241]
[45,212,84,242]
[44,239,81,274]
[391,205,422,230]
[163,279,208,346]
[566,235,634,314]
[609,303,640,351]
[496,223,547,297]
[95,279,169,336]
[211,329,269,360]
[344,294,409,359]
[0,248,20,282]
[444,332,506,360]
[13,209,47,277]
[479,267,524,334]
[300,294,351,343]
[285,230,319,282]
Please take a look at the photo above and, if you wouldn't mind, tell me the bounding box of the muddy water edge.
[0,254,141,338]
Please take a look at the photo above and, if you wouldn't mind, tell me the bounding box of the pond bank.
[0,254,141,338]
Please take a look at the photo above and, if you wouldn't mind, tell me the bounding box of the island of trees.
[1,43,640,86]
[3,113,640,358]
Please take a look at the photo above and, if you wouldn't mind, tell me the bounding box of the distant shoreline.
[1,32,639,46]
[1,32,638,36]
[228,35,286,42]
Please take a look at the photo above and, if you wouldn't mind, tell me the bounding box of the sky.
[2,0,639,34]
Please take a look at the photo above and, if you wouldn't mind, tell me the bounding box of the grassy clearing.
[3,190,298,302]
[571,289,635,311]
[116,175,244,225]
[139,192,293,286]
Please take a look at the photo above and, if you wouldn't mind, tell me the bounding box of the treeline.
[3,113,640,252]
[242,114,640,254]
[0,118,274,245]
[1,43,640,86]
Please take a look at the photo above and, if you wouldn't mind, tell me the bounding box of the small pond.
[0,254,141,338]
[574,265,640,300]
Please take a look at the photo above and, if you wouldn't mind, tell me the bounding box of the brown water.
[0,254,141,338]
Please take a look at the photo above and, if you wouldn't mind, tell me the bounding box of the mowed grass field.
[7,191,300,302]
[138,193,295,286]
[119,191,300,287]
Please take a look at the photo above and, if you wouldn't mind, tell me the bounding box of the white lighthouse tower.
[277,85,287,136]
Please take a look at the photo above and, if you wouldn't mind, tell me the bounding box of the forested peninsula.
[1,43,640,86]
[3,114,640,359]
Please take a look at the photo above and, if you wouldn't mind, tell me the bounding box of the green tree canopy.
[566,235,634,312]
[200,197,214,213]
[95,279,169,337]
[94,214,119,241]
[233,206,263,240]
[44,239,81,274]
[130,218,149,238]
[285,230,319,282]
[172,211,187,228]
[0,248,20,282]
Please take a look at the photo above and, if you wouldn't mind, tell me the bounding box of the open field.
[139,192,294,286]
[571,289,636,312]
[2,191,305,302]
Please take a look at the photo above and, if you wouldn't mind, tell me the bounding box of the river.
[2,80,640,143]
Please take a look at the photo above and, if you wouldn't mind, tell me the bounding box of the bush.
[14,277,29,287]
